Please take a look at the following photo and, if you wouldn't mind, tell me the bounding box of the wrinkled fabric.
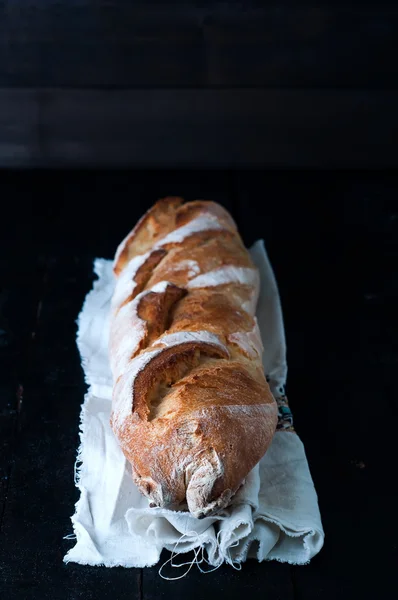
[64,240,324,568]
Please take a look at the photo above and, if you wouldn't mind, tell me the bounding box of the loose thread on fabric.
[159,532,202,580]
[158,528,244,580]
[225,531,242,571]
[158,531,225,580]
[65,443,84,543]
[194,531,221,575]
[74,458,83,485]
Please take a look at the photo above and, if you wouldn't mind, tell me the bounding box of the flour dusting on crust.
[112,348,163,430]
[170,259,201,278]
[112,330,229,432]
[110,280,176,378]
[187,266,259,289]
[157,330,228,353]
[155,215,224,247]
[109,299,146,377]
[185,448,225,518]
[111,251,151,309]
[228,318,264,358]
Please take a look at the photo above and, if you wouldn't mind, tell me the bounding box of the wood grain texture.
[0,2,397,168]
[204,7,398,88]
[0,3,397,88]
[35,88,398,167]
[1,88,398,167]
[0,89,38,165]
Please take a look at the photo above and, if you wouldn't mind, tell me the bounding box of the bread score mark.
[187,266,260,316]
[228,318,264,358]
[187,266,259,290]
[111,248,167,310]
[113,197,184,275]
[109,281,186,379]
[114,214,228,276]
[111,331,229,430]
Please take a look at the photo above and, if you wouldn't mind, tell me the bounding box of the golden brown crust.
[131,342,229,421]
[174,200,238,231]
[113,197,184,275]
[135,284,187,351]
[129,249,167,301]
[109,197,278,518]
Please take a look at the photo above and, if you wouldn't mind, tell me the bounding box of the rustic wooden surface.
[0,170,397,598]
[0,1,397,167]
[1,2,397,88]
[1,88,398,168]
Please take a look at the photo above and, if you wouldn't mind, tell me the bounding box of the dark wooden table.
[0,170,397,599]
[1,1,398,168]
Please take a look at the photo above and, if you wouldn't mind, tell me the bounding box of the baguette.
[109,198,278,518]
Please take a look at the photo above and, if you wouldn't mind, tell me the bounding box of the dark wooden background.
[0,1,397,597]
[0,1,398,167]
[0,171,397,598]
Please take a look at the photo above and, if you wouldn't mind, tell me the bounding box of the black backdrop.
[1,1,398,168]
[1,0,398,596]
[0,170,397,599]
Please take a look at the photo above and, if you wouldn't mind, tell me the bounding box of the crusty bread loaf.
[109,198,278,518]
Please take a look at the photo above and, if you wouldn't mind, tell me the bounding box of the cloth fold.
[64,239,324,568]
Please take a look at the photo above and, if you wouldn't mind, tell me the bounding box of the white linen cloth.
[64,240,324,569]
